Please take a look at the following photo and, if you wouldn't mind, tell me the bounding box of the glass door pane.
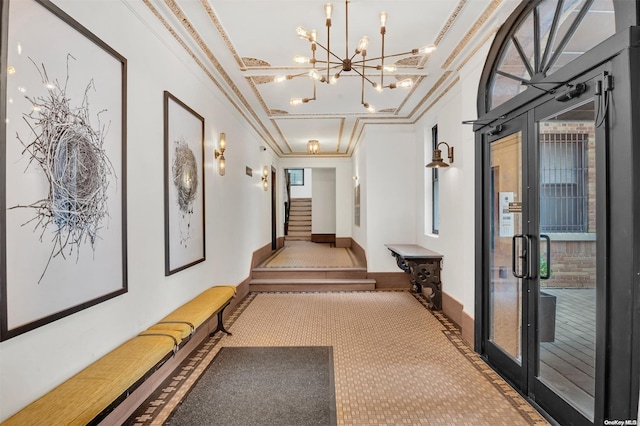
[489,131,523,362]
[537,100,596,421]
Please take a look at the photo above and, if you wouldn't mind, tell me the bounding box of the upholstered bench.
[2,285,236,426]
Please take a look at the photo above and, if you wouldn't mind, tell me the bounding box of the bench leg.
[210,303,232,337]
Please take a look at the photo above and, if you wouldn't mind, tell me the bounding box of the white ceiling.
[137,0,523,157]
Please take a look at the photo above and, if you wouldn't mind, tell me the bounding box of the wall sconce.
[261,166,269,191]
[426,142,454,168]
[214,132,226,176]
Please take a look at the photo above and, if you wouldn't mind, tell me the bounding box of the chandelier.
[276,0,436,113]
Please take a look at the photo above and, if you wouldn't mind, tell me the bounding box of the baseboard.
[311,234,336,243]
[460,310,474,348]
[369,272,410,289]
[251,241,281,268]
[440,291,474,348]
[442,291,463,328]
[349,239,367,266]
[235,277,250,302]
[335,237,351,248]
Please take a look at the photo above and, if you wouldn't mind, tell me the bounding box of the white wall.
[357,126,417,272]
[0,1,276,420]
[311,169,336,234]
[289,168,312,198]
[351,142,367,249]
[413,40,491,319]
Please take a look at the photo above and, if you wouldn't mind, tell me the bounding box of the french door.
[483,76,604,425]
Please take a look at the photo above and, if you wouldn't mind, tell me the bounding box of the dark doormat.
[166,346,337,426]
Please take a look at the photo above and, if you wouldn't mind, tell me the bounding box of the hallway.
[128,291,549,424]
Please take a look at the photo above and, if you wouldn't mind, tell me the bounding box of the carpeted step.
[249,278,376,292]
[252,267,368,280]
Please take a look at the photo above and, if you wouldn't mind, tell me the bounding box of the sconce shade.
[215,132,227,176]
[219,132,226,151]
[426,149,449,168]
[426,142,454,168]
[219,155,226,176]
[261,166,269,191]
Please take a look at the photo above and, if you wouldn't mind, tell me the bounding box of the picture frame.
[0,0,128,340]
[163,91,205,276]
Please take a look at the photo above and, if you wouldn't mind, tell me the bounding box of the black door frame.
[474,25,640,425]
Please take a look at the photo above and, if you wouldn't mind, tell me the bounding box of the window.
[486,0,615,111]
[287,169,304,186]
[540,133,588,232]
[432,125,439,234]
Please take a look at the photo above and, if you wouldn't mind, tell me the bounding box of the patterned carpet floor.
[258,241,363,268]
[127,291,549,425]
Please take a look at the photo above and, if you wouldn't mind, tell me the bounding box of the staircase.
[286,198,312,241]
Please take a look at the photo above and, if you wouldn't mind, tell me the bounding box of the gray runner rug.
[166,346,336,426]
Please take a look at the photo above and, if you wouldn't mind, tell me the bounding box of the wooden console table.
[385,244,443,310]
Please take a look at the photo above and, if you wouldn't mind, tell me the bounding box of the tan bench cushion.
[2,335,175,426]
[159,285,235,330]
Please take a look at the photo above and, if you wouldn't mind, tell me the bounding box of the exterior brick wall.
[539,121,596,289]
[544,240,596,288]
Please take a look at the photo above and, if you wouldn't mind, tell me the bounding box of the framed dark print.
[0,0,128,340]
[163,91,205,276]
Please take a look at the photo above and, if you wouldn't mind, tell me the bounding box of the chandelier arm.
[361,54,365,104]
[381,30,385,88]
[371,51,418,62]
[327,21,331,83]
[349,63,386,70]
[312,41,343,63]
[345,0,349,60]
[351,67,377,86]
[313,60,344,67]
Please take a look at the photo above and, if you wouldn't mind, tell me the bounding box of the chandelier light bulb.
[309,69,326,82]
[290,97,310,106]
[357,36,369,54]
[330,75,339,85]
[274,75,287,84]
[384,65,397,73]
[418,43,437,54]
[396,78,413,88]
[379,11,388,28]
[324,3,333,20]
[311,29,318,43]
[374,83,383,93]
[293,55,311,64]
[363,103,376,113]
[296,26,310,40]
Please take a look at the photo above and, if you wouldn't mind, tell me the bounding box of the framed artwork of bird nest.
[0,0,127,340]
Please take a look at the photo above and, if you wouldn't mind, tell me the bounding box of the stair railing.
[284,171,291,235]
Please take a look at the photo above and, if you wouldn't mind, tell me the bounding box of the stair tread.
[253,266,367,272]
[250,278,376,284]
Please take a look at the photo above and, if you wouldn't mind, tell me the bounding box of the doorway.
[482,87,603,425]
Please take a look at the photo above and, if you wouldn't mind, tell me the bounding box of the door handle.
[512,234,531,279]
[540,234,551,280]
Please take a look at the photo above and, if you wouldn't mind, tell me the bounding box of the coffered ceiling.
[134,0,522,157]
